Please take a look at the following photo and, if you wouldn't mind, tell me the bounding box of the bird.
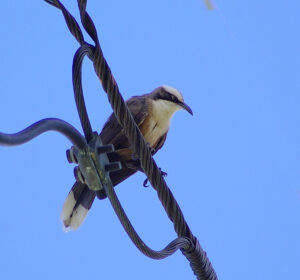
[61,85,193,230]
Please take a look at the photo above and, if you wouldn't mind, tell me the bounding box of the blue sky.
[1,1,300,279]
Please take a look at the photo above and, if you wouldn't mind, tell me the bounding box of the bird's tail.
[61,182,96,231]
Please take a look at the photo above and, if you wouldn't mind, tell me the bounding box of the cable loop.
[72,44,94,141]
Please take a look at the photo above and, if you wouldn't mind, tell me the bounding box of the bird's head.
[150,85,193,116]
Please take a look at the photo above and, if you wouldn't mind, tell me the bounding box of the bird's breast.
[140,116,170,147]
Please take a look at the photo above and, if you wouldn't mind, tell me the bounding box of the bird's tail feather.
[61,182,96,231]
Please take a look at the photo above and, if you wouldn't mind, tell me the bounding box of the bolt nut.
[74,166,85,184]
[104,162,122,172]
[66,147,78,164]
[97,144,114,154]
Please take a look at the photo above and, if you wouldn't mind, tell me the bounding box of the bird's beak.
[179,102,193,115]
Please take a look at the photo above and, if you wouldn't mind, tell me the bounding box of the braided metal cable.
[45,0,84,45]
[44,1,218,279]
[72,44,94,141]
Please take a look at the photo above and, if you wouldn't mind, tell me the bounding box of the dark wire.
[0,118,86,149]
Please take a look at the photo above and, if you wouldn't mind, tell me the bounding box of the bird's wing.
[152,131,168,155]
[100,96,149,150]
[96,97,150,198]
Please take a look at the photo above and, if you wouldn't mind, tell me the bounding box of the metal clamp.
[66,132,121,192]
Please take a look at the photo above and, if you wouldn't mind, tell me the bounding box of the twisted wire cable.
[44,1,218,279]
[72,43,94,141]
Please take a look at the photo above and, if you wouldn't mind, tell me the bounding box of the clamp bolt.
[74,166,85,184]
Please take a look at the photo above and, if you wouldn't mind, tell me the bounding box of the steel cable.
[44,1,218,279]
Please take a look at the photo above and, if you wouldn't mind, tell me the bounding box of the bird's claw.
[143,168,168,188]
[149,147,156,155]
[143,178,149,188]
[159,168,168,177]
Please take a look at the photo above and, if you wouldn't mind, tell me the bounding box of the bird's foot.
[159,168,168,177]
[143,178,149,188]
[143,168,168,188]
[149,146,156,155]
